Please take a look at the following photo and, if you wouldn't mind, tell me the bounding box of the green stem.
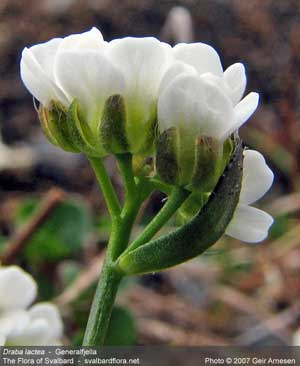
[149,176,173,195]
[121,187,190,256]
[83,155,188,345]
[88,157,121,219]
[82,257,122,346]
[110,198,141,260]
[83,154,143,345]
[109,154,140,259]
[116,153,136,201]
[82,208,137,345]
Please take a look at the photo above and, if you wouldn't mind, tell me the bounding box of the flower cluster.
[20,27,257,158]
[20,27,273,243]
[0,266,63,346]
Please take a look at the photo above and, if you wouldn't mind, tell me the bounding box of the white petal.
[106,37,172,150]
[0,266,37,310]
[54,50,125,123]
[173,42,223,77]
[107,37,171,112]
[234,92,259,126]
[226,204,274,243]
[240,149,274,205]
[224,63,246,105]
[29,303,63,341]
[20,47,69,107]
[0,310,30,337]
[219,92,259,140]
[10,319,50,346]
[158,74,234,140]
[0,334,6,346]
[200,72,232,102]
[57,27,105,51]
[21,28,106,107]
[27,38,62,81]
[158,61,197,96]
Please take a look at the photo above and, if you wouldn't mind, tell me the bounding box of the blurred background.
[0,0,300,346]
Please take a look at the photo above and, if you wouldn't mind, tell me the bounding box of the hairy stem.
[82,257,122,346]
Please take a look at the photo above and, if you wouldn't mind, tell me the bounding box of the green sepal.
[156,128,234,193]
[156,127,179,185]
[191,136,224,192]
[99,95,129,154]
[39,102,79,152]
[137,113,158,156]
[125,103,157,156]
[117,141,244,275]
[39,106,59,147]
[67,100,105,157]
[178,138,234,222]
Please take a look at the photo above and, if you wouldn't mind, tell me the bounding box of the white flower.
[226,149,274,243]
[20,28,119,116]
[158,73,237,141]
[156,42,262,192]
[20,27,171,154]
[21,30,259,156]
[158,42,259,141]
[0,266,63,346]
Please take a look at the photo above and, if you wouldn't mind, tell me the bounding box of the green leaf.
[117,141,244,275]
[268,214,290,240]
[15,199,91,264]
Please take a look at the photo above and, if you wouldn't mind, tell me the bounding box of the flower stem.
[82,257,122,346]
[84,156,188,345]
[116,153,136,201]
[110,154,142,259]
[83,154,143,345]
[82,212,137,345]
[88,157,121,219]
[121,186,190,256]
